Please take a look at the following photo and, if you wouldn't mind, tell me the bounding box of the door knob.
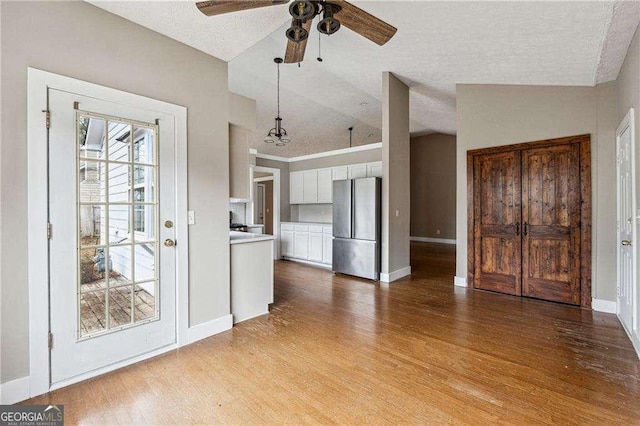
[164,239,176,247]
[622,240,632,246]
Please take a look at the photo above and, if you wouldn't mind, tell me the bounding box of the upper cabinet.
[290,161,382,204]
[290,171,304,204]
[229,124,251,200]
[317,169,333,203]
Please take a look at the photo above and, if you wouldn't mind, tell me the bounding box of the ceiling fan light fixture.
[289,0,316,20]
[286,20,309,43]
[318,3,341,35]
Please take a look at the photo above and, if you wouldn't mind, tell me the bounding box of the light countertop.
[230,231,275,245]
[282,221,332,226]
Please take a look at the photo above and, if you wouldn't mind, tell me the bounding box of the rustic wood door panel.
[473,151,522,295]
[522,143,581,305]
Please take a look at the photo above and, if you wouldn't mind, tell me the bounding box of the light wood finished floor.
[27,243,640,424]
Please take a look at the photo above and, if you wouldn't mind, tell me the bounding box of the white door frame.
[250,166,280,259]
[27,68,189,397]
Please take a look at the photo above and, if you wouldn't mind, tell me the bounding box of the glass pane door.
[77,112,159,339]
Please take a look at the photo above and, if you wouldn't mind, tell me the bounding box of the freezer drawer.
[332,238,379,280]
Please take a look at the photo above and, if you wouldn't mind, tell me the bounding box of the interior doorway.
[251,166,281,259]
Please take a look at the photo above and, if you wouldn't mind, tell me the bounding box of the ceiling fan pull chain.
[317,31,323,62]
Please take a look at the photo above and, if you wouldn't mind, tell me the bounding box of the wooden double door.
[468,135,591,306]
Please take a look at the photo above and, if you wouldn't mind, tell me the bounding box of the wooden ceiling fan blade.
[284,18,313,63]
[196,0,287,17]
[332,0,397,46]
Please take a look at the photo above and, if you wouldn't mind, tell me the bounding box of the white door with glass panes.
[48,88,176,384]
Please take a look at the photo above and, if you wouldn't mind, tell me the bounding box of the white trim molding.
[0,376,31,405]
[27,68,189,399]
[410,236,456,245]
[188,315,233,344]
[380,266,412,283]
[256,142,382,163]
[592,298,617,314]
[454,276,468,287]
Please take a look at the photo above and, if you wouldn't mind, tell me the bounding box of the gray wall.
[456,83,618,302]
[616,24,640,324]
[256,158,290,222]
[410,133,456,240]
[382,72,411,275]
[1,2,231,383]
[288,147,381,171]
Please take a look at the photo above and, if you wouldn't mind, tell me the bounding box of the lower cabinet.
[281,230,294,257]
[281,223,333,266]
[309,233,323,262]
[294,232,309,259]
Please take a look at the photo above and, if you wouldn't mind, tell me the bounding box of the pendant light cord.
[277,61,280,119]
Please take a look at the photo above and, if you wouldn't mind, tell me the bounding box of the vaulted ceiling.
[90,1,640,157]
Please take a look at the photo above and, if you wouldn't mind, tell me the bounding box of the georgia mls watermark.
[0,405,64,426]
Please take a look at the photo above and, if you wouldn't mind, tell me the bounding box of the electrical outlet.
[436,229,441,235]
[395,209,399,218]
[188,210,196,225]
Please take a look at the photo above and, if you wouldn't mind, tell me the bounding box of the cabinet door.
[294,232,309,259]
[348,164,367,179]
[367,161,383,178]
[332,166,348,181]
[309,233,323,262]
[290,171,304,204]
[281,230,294,257]
[303,170,318,203]
[317,169,333,203]
[323,234,333,264]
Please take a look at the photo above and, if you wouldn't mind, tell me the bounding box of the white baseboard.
[380,266,412,283]
[282,256,332,270]
[454,276,468,287]
[410,236,456,245]
[188,314,233,344]
[592,298,616,313]
[0,376,30,405]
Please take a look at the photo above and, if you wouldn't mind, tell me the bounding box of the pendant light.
[264,57,291,147]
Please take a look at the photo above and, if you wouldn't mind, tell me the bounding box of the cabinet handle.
[523,222,528,236]
[515,222,520,236]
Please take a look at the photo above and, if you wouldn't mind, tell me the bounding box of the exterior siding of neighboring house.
[79,117,156,295]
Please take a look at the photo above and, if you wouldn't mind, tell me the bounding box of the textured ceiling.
[89,1,639,157]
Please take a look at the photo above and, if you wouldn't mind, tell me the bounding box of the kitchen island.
[230,231,275,324]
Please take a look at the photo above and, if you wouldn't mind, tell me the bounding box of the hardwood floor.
[26,242,640,424]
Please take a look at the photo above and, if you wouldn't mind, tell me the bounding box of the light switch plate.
[188,210,195,225]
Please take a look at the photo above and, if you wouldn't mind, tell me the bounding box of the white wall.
[1,2,231,383]
[456,83,618,302]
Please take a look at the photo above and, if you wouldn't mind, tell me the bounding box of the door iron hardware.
[515,222,520,236]
[622,240,632,246]
[523,222,528,236]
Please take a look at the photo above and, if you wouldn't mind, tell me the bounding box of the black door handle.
[523,222,528,236]
[515,222,520,236]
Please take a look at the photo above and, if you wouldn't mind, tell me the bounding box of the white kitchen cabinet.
[332,166,348,181]
[281,230,294,257]
[290,171,304,204]
[323,234,333,264]
[367,161,383,178]
[309,232,323,262]
[294,232,309,259]
[348,164,367,179]
[302,170,318,203]
[317,169,333,203]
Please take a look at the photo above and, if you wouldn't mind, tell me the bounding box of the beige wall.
[229,92,256,129]
[410,133,456,240]
[288,147,381,172]
[456,83,618,302]
[616,24,640,325]
[256,158,290,222]
[382,72,411,275]
[1,2,231,383]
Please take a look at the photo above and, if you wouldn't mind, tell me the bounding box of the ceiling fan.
[196,0,397,63]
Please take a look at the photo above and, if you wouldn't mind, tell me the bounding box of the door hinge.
[47,222,52,240]
[48,331,53,350]
[42,109,50,129]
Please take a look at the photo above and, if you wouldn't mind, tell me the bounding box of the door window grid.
[76,111,159,339]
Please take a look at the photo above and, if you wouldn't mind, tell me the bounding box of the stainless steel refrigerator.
[332,177,381,280]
